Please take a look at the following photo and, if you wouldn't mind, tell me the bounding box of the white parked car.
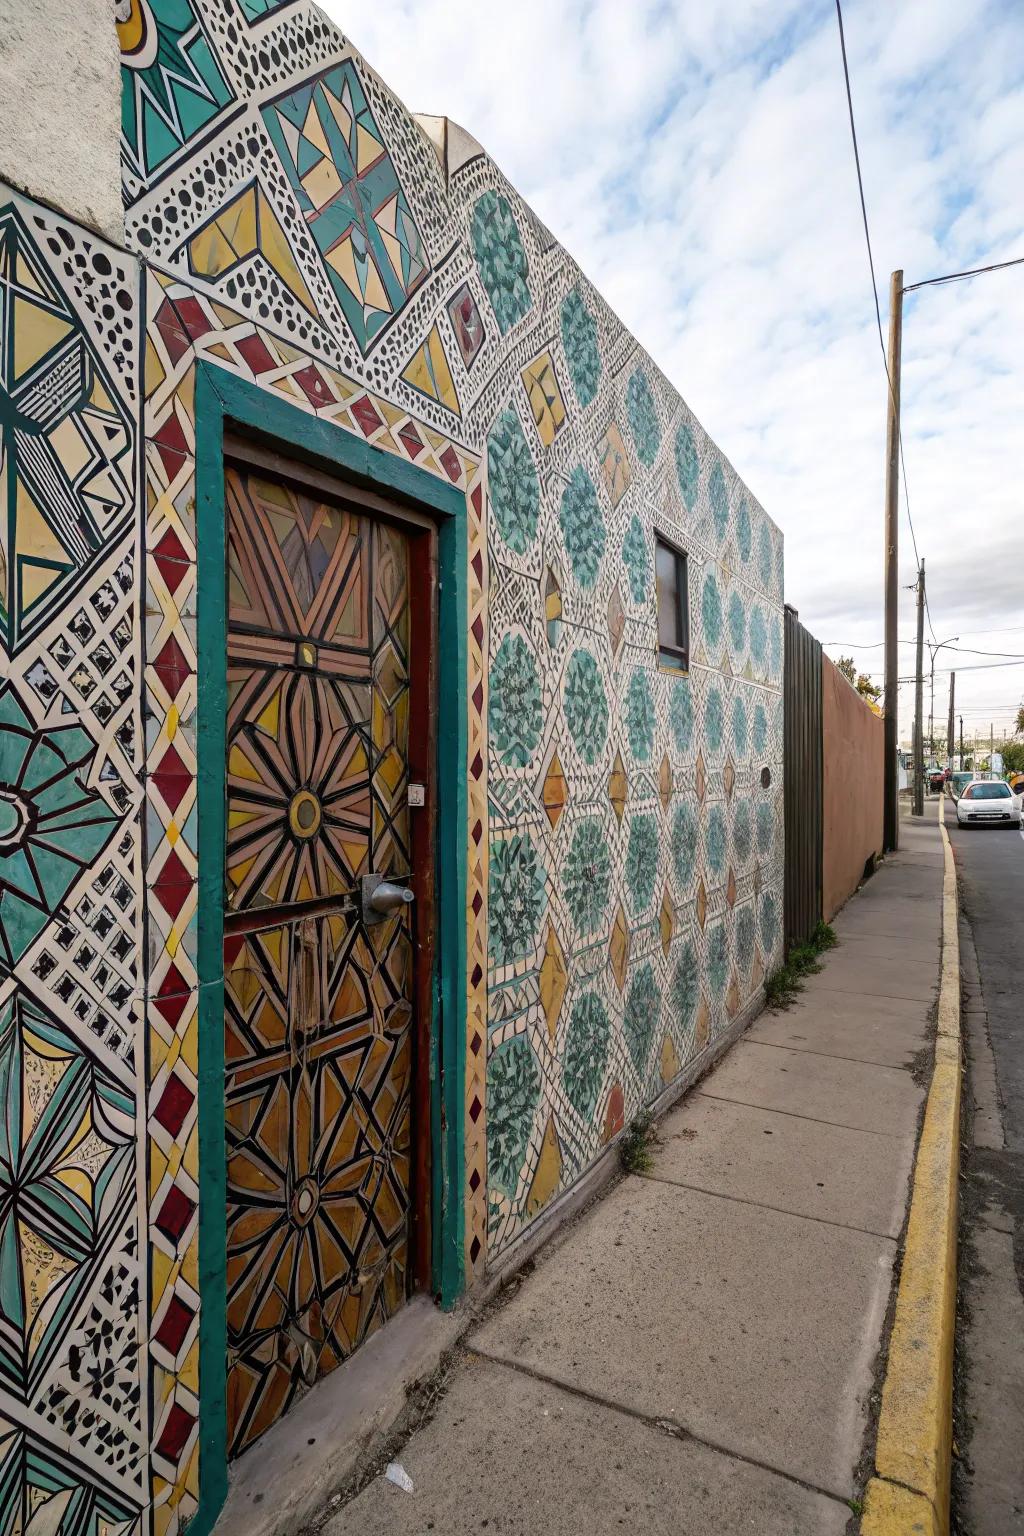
[954,779,1022,829]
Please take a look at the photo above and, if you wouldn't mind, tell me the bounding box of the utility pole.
[883,270,903,851]
[946,673,955,772]
[959,714,963,763]
[913,559,925,815]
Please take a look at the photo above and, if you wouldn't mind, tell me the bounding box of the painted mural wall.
[0,0,785,1531]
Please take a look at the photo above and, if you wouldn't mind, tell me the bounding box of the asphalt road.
[949,804,1024,1152]
[947,795,1024,1534]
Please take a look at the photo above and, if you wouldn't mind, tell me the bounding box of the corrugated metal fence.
[783,606,823,950]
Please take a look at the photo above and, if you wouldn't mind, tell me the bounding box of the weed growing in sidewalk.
[619,1113,656,1174]
[763,921,838,1010]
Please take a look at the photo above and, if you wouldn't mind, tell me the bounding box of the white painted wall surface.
[0,0,122,243]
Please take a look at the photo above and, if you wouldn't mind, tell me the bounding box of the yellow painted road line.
[861,797,960,1536]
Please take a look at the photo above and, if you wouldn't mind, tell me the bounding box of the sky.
[326,0,1024,750]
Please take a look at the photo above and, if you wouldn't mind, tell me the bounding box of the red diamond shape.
[152,414,189,482]
[398,421,426,459]
[152,848,192,921]
[469,1095,482,1123]
[470,1235,481,1263]
[469,1168,481,1193]
[439,445,461,482]
[153,527,189,590]
[153,1072,195,1139]
[155,1400,196,1463]
[154,300,191,367]
[350,395,383,437]
[155,1294,196,1358]
[153,634,191,699]
[154,965,190,1026]
[152,742,191,814]
[174,295,213,342]
[292,364,331,407]
[155,1184,196,1245]
[237,333,277,376]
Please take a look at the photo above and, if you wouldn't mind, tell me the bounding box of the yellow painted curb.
[862,1476,940,1535]
[861,798,960,1536]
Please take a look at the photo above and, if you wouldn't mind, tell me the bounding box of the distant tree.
[1002,741,1024,775]
[1016,701,1024,736]
[835,655,882,706]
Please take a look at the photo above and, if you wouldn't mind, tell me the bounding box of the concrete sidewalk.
[322,816,944,1536]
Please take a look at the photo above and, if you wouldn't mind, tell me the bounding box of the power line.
[904,254,1024,293]
[833,0,933,638]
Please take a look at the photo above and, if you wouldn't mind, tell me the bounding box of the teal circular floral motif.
[749,605,767,668]
[702,570,723,651]
[708,462,729,541]
[704,686,724,755]
[769,616,782,679]
[671,801,698,886]
[0,689,120,968]
[559,466,606,589]
[707,922,729,997]
[564,648,609,765]
[624,669,656,762]
[727,589,746,656]
[737,497,752,561]
[706,804,727,874]
[560,287,601,407]
[675,421,699,511]
[622,515,649,604]
[564,817,611,934]
[752,701,768,757]
[489,833,546,965]
[563,991,610,1120]
[624,962,661,1073]
[471,191,531,336]
[489,633,542,766]
[487,409,540,555]
[732,694,749,757]
[757,521,774,590]
[670,678,694,754]
[487,1033,540,1195]
[671,941,699,1032]
[733,800,752,864]
[756,800,774,857]
[736,905,756,974]
[626,368,661,467]
[626,813,659,912]
[760,890,779,950]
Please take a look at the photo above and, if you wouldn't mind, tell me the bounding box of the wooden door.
[221,464,416,1458]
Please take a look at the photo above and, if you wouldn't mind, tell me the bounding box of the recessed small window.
[655,534,689,670]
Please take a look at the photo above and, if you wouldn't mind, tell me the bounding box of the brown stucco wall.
[822,657,884,920]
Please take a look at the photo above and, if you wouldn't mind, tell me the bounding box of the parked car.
[928,767,946,793]
[954,780,1021,829]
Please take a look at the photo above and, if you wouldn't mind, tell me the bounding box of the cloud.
[327,0,1024,734]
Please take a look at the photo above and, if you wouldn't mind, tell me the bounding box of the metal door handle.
[361,874,414,925]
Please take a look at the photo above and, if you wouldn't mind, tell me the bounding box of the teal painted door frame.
[190,363,468,1536]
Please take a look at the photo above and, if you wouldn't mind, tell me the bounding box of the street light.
[926,636,958,759]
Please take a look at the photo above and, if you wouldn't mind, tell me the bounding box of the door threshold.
[214,1296,466,1536]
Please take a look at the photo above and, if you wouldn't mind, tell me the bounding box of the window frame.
[654,529,690,672]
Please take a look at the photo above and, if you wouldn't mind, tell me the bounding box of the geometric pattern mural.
[4,0,785,1528]
[261,62,428,354]
[0,179,144,1534]
[0,208,134,657]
